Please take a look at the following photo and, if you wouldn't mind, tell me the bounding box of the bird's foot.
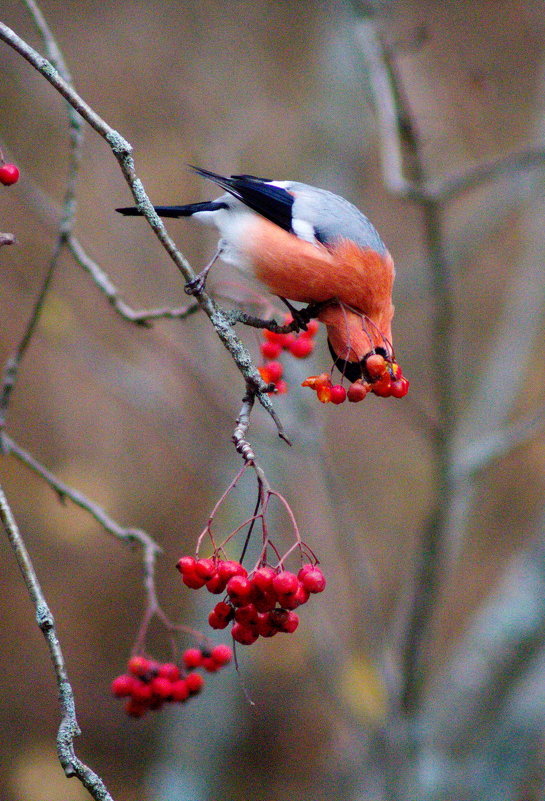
[280,297,334,332]
[184,245,223,296]
[184,272,207,296]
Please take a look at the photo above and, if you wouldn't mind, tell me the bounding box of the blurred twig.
[0,4,84,428]
[352,9,455,715]
[352,4,545,720]
[0,482,115,801]
[2,432,161,560]
[67,235,201,324]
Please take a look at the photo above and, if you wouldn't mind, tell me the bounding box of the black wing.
[190,166,294,234]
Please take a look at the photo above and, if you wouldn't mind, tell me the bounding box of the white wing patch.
[292,216,317,244]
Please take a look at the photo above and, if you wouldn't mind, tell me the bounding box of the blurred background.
[2,1,545,799]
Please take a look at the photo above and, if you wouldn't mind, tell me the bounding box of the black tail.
[116,200,227,218]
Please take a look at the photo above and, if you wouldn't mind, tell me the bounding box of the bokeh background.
[2,1,545,799]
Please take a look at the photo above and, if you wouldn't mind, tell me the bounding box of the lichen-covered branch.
[0,482,116,801]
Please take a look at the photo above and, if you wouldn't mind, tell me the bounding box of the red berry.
[206,573,228,593]
[253,589,278,612]
[279,610,299,633]
[347,380,369,402]
[263,329,287,345]
[150,676,173,698]
[0,163,20,186]
[251,566,276,591]
[158,662,181,682]
[288,337,314,358]
[257,612,278,637]
[217,560,247,581]
[301,567,326,593]
[131,680,153,703]
[371,375,392,397]
[201,656,220,672]
[365,353,388,379]
[176,555,197,575]
[273,379,289,395]
[125,698,147,717]
[390,376,410,398]
[170,679,189,702]
[209,610,229,629]
[186,672,205,694]
[213,601,234,621]
[278,583,310,609]
[182,572,207,589]
[182,648,203,669]
[231,622,259,645]
[226,575,254,606]
[264,360,283,383]
[127,655,153,677]
[234,603,259,626]
[260,341,282,360]
[210,644,232,666]
[329,384,347,404]
[195,559,216,581]
[272,571,299,596]
[194,558,217,580]
[111,674,136,697]
[301,319,319,338]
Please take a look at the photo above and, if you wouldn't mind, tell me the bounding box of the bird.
[117,166,396,383]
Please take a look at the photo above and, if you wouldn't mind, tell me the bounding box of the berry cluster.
[258,317,319,394]
[111,646,232,718]
[0,162,19,186]
[303,352,409,404]
[177,556,326,645]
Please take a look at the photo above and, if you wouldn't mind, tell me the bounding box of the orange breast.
[243,216,396,360]
[244,216,395,316]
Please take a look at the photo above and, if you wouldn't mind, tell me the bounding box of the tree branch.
[67,235,200,324]
[0,481,116,800]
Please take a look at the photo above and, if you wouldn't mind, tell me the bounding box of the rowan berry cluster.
[258,317,319,394]
[176,556,326,645]
[111,645,232,717]
[303,352,409,404]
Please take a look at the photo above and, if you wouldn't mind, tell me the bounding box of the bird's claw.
[184,274,206,296]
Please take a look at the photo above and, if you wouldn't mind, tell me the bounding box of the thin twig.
[0,482,115,800]
[452,407,545,482]
[67,235,200,324]
[0,10,84,427]
[2,432,161,557]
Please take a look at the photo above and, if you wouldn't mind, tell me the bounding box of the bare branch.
[351,14,418,198]
[0,482,116,801]
[430,147,545,203]
[2,432,161,557]
[67,235,200,324]
[452,407,545,481]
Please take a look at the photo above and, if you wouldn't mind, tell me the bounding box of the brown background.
[2,1,545,799]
